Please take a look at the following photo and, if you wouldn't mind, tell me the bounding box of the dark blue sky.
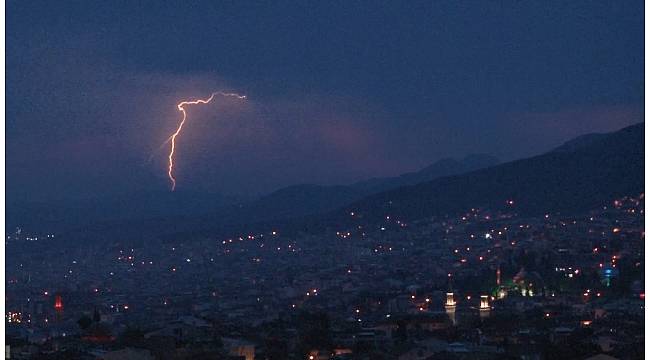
[7,1,644,201]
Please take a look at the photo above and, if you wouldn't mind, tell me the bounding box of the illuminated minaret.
[54,294,63,321]
[54,295,63,311]
[479,295,489,310]
[445,291,457,325]
[496,265,507,299]
[479,295,490,318]
[445,292,457,308]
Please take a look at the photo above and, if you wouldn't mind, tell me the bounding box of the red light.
[54,295,63,311]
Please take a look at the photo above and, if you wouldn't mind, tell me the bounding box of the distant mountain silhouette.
[340,123,644,221]
[551,132,609,153]
[6,154,499,237]
[210,154,500,223]
[351,154,499,193]
[10,123,643,243]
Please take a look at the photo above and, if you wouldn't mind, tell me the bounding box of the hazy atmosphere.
[5,2,645,360]
[7,1,643,201]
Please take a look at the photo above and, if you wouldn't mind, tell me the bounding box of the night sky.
[7,1,644,202]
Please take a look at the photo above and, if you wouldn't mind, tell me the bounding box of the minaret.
[445,282,457,325]
[479,295,489,310]
[54,294,63,321]
[496,265,507,299]
[54,294,63,311]
[479,295,490,318]
[445,292,457,308]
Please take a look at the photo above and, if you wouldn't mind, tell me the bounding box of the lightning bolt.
[167,91,246,191]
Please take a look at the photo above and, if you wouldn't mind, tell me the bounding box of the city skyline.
[4,2,646,359]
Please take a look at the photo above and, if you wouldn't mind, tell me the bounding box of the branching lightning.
[166,92,246,191]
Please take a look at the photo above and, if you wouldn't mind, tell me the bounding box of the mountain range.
[340,123,643,222]
[6,153,499,237]
[7,123,643,243]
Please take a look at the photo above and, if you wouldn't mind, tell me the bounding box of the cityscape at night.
[4,1,647,359]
